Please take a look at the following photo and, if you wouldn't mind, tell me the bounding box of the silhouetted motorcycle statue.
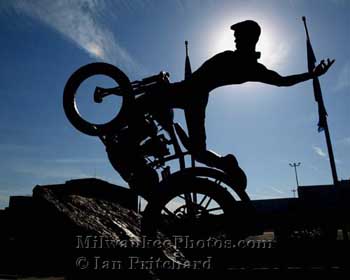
[63,62,254,239]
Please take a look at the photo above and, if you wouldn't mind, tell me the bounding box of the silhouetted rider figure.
[143,20,333,190]
[110,20,334,194]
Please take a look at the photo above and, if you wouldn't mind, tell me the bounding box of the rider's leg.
[128,162,159,200]
[184,107,247,190]
[218,154,247,190]
[192,148,247,190]
[106,142,135,182]
[108,148,159,199]
[107,139,159,199]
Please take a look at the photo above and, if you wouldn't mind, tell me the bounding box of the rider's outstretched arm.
[257,58,335,87]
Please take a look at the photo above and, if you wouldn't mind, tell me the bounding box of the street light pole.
[289,162,301,187]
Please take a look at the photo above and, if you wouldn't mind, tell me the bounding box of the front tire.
[63,63,133,136]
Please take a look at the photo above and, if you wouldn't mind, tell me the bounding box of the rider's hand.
[312,58,335,77]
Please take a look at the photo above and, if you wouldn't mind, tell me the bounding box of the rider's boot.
[219,154,247,190]
[220,155,266,235]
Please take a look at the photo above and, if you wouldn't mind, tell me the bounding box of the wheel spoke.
[184,192,197,217]
[199,195,208,206]
[206,207,222,212]
[162,206,178,218]
[192,192,198,204]
[143,176,237,238]
[184,192,192,203]
[215,179,222,186]
[204,197,213,209]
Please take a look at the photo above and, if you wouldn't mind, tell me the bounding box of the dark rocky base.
[0,178,349,279]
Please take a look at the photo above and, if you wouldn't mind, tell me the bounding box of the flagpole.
[302,17,339,186]
[323,116,339,185]
[184,40,195,167]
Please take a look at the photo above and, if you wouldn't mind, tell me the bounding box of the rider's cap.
[230,20,261,40]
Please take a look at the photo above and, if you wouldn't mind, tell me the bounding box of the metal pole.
[323,120,339,185]
[184,41,195,168]
[302,17,338,186]
[289,162,301,187]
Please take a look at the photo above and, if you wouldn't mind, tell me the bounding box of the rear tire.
[142,176,240,239]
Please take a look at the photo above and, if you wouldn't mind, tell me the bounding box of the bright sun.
[208,19,289,69]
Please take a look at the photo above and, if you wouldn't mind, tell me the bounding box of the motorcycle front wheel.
[63,62,134,136]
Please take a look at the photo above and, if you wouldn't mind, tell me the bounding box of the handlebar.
[93,71,170,104]
[140,71,170,84]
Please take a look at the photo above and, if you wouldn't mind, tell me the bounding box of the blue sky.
[0,0,349,208]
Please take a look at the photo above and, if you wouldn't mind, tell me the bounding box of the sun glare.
[208,18,289,69]
[86,42,104,58]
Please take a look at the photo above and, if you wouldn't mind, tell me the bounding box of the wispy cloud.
[312,145,327,157]
[312,145,342,164]
[15,164,90,180]
[9,0,142,74]
[268,186,285,195]
[249,185,291,200]
[334,61,350,91]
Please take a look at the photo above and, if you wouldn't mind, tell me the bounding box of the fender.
[159,167,250,202]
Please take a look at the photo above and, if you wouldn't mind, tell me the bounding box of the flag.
[303,17,328,132]
[185,40,192,80]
